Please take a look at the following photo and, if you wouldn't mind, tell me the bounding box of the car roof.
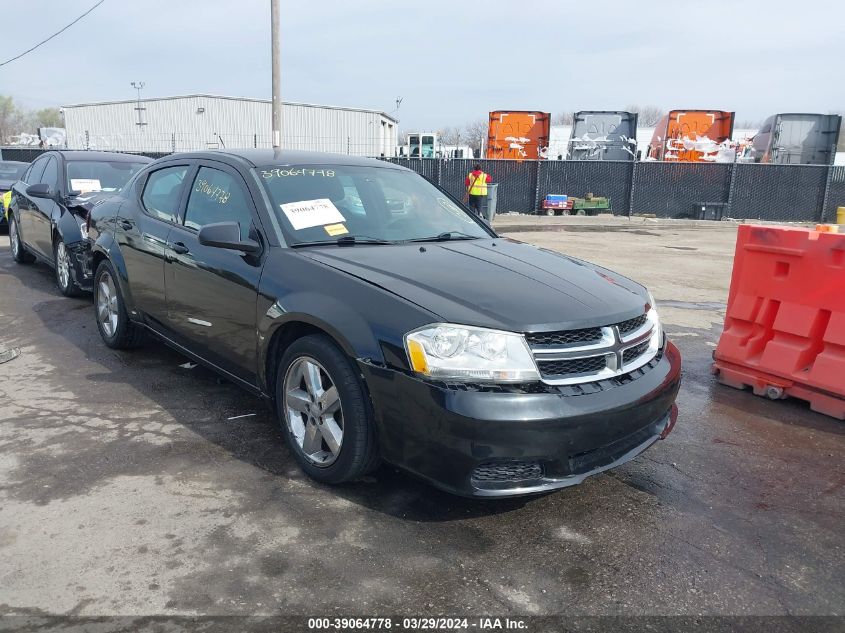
[160,149,404,170]
[43,150,153,163]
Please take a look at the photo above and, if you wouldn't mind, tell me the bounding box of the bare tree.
[461,119,488,154]
[552,112,574,125]
[32,107,63,128]
[438,126,461,146]
[625,104,665,127]
[0,96,65,143]
[0,96,29,144]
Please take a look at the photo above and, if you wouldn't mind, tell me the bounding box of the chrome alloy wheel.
[283,356,344,466]
[97,271,119,337]
[56,241,70,289]
[10,217,19,258]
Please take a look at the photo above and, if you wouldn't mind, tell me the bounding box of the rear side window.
[24,157,49,185]
[183,166,254,240]
[39,157,58,189]
[141,166,189,223]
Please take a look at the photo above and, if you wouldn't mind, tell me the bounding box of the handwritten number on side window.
[261,168,335,179]
[194,178,230,204]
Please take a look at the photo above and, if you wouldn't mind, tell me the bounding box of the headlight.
[405,324,540,383]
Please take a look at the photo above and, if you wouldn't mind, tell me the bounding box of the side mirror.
[26,183,54,199]
[198,221,260,253]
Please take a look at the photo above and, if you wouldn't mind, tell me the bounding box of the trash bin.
[693,201,727,221]
[485,183,499,222]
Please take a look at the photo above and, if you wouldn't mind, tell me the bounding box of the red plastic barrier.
[713,224,845,419]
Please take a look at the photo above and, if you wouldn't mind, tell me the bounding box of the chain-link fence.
[541,161,634,215]
[384,158,842,222]
[3,145,844,222]
[631,162,732,218]
[730,164,829,222]
[822,166,845,223]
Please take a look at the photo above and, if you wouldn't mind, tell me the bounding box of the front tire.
[276,334,379,484]
[54,237,82,297]
[94,260,143,349]
[9,214,34,264]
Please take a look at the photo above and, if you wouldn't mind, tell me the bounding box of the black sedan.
[0,160,28,230]
[85,149,681,497]
[8,151,151,295]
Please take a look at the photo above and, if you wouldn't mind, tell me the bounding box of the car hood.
[67,191,115,215]
[297,238,649,332]
[0,179,16,192]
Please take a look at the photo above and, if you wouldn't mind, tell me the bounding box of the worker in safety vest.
[464,164,492,217]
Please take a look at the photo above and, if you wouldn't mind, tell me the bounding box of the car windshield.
[0,162,26,180]
[257,164,492,245]
[67,160,148,194]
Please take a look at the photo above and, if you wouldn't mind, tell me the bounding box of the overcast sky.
[1,0,842,129]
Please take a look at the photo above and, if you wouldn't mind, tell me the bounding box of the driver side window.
[183,167,254,240]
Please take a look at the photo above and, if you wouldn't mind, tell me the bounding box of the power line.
[0,0,106,68]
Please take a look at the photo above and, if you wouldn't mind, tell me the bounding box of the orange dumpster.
[712,224,845,419]
[486,111,550,160]
[648,110,735,162]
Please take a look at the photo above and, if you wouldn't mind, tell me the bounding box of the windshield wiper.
[290,235,395,248]
[409,231,482,242]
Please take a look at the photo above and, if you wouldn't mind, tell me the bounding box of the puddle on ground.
[499,224,660,237]
[661,300,727,311]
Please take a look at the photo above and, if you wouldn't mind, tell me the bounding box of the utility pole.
[271,0,282,149]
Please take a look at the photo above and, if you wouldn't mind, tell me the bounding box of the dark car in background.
[85,149,681,497]
[0,160,28,230]
[8,151,151,296]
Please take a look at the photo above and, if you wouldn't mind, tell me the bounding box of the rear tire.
[9,214,34,264]
[94,260,144,349]
[54,237,82,297]
[275,334,379,484]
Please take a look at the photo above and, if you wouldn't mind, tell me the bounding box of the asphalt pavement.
[0,220,842,623]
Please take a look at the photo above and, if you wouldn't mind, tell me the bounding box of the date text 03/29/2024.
[307,617,528,630]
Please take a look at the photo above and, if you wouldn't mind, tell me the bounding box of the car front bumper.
[360,340,682,498]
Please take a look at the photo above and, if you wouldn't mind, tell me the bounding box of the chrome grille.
[622,340,651,364]
[525,327,602,347]
[618,314,648,336]
[528,310,660,385]
[537,356,607,376]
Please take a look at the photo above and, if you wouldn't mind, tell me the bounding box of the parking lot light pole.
[271,0,282,149]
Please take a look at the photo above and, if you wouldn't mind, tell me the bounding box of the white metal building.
[60,94,399,157]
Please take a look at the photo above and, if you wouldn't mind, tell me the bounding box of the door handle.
[170,241,190,255]
[119,219,133,230]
